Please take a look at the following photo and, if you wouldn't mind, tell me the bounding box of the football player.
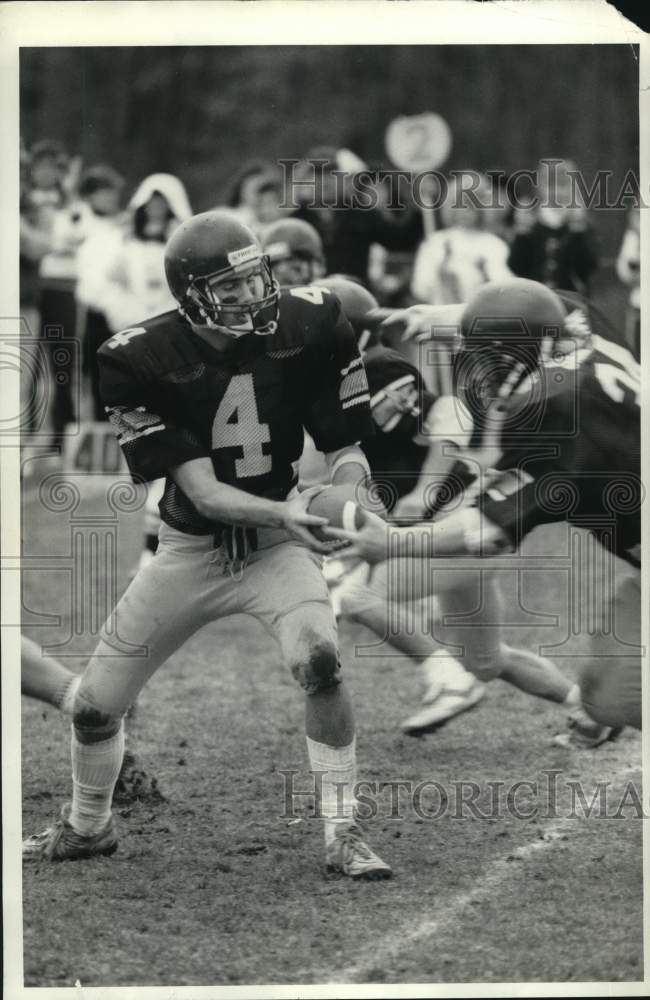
[335,322,587,735]
[21,635,81,715]
[328,279,642,738]
[260,217,325,288]
[23,211,392,879]
[20,636,159,804]
[287,273,575,734]
[328,342,486,730]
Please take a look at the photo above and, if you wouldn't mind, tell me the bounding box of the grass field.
[19,468,643,989]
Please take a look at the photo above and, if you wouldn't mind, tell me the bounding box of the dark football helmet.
[455,277,567,410]
[164,210,280,337]
[363,346,424,434]
[260,218,325,287]
[318,275,380,351]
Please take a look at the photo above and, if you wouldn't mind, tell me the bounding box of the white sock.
[306,736,356,846]
[70,725,125,835]
[563,683,582,708]
[58,674,81,716]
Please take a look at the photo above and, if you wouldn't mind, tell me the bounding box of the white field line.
[323,763,642,985]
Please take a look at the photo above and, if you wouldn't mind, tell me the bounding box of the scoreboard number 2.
[212,374,272,477]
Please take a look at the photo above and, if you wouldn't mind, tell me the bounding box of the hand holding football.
[306,485,369,543]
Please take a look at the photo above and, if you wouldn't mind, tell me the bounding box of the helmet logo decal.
[227,244,260,267]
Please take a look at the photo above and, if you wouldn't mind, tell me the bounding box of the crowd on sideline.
[19,138,639,454]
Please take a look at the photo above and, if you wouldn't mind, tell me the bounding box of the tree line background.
[21,44,639,260]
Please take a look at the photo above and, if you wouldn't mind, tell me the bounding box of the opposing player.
[336,316,588,735]
[307,279,574,733]
[23,210,392,879]
[332,342,487,730]
[328,279,642,737]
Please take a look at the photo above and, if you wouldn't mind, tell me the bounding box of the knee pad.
[291,640,341,696]
[73,690,123,745]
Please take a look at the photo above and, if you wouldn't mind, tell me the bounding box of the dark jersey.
[479,335,641,566]
[358,346,436,510]
[98,286,374,534]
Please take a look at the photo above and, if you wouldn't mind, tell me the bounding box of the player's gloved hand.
[323,509,391,565]
[371,304,433,342]
[378,304,464,344]
[279,485,336,555]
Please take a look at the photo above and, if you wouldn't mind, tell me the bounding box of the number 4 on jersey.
[212,373,272,477]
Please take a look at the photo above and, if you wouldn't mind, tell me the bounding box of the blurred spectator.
[508,158,598,294]
[20,140,50,439]
[78,164,125,219]
[98,173,192,331]
[76,172,192,418]
[21,141,87,449]
[74,165,126,419]
[481,173,515,244]
[290,146,422,283]
[616,206,640,359]
[410,173,511,304]
[226,160,284,233]
[23,140,69,226]
[20,141,48,310]
[254,176,284,229]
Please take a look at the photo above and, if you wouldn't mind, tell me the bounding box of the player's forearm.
[388,508,507,558]
[169,458,285,529]
[388,518,470,558]
[412,444,458,507]
[327,445,370,490]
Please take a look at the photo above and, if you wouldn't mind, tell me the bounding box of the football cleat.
[22,803,118,862]
[401,680,486,735]
[113,749,166,806]
[325,820,392,880]
[552,706,623,749]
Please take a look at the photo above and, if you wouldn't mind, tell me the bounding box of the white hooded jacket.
[77,173,192,331]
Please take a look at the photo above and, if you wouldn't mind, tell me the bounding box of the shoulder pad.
[99,310,197,377]
[268,286,339,352]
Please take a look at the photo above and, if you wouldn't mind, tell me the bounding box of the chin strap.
[179,304,276,339]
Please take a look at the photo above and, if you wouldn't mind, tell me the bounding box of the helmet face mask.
[371,377,420,433]
[185,256,279,337]
[457,279,567,403]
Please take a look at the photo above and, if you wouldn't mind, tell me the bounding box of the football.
[306,485,368,542]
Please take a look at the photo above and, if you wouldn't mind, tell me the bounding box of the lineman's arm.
[325,504,510,564]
